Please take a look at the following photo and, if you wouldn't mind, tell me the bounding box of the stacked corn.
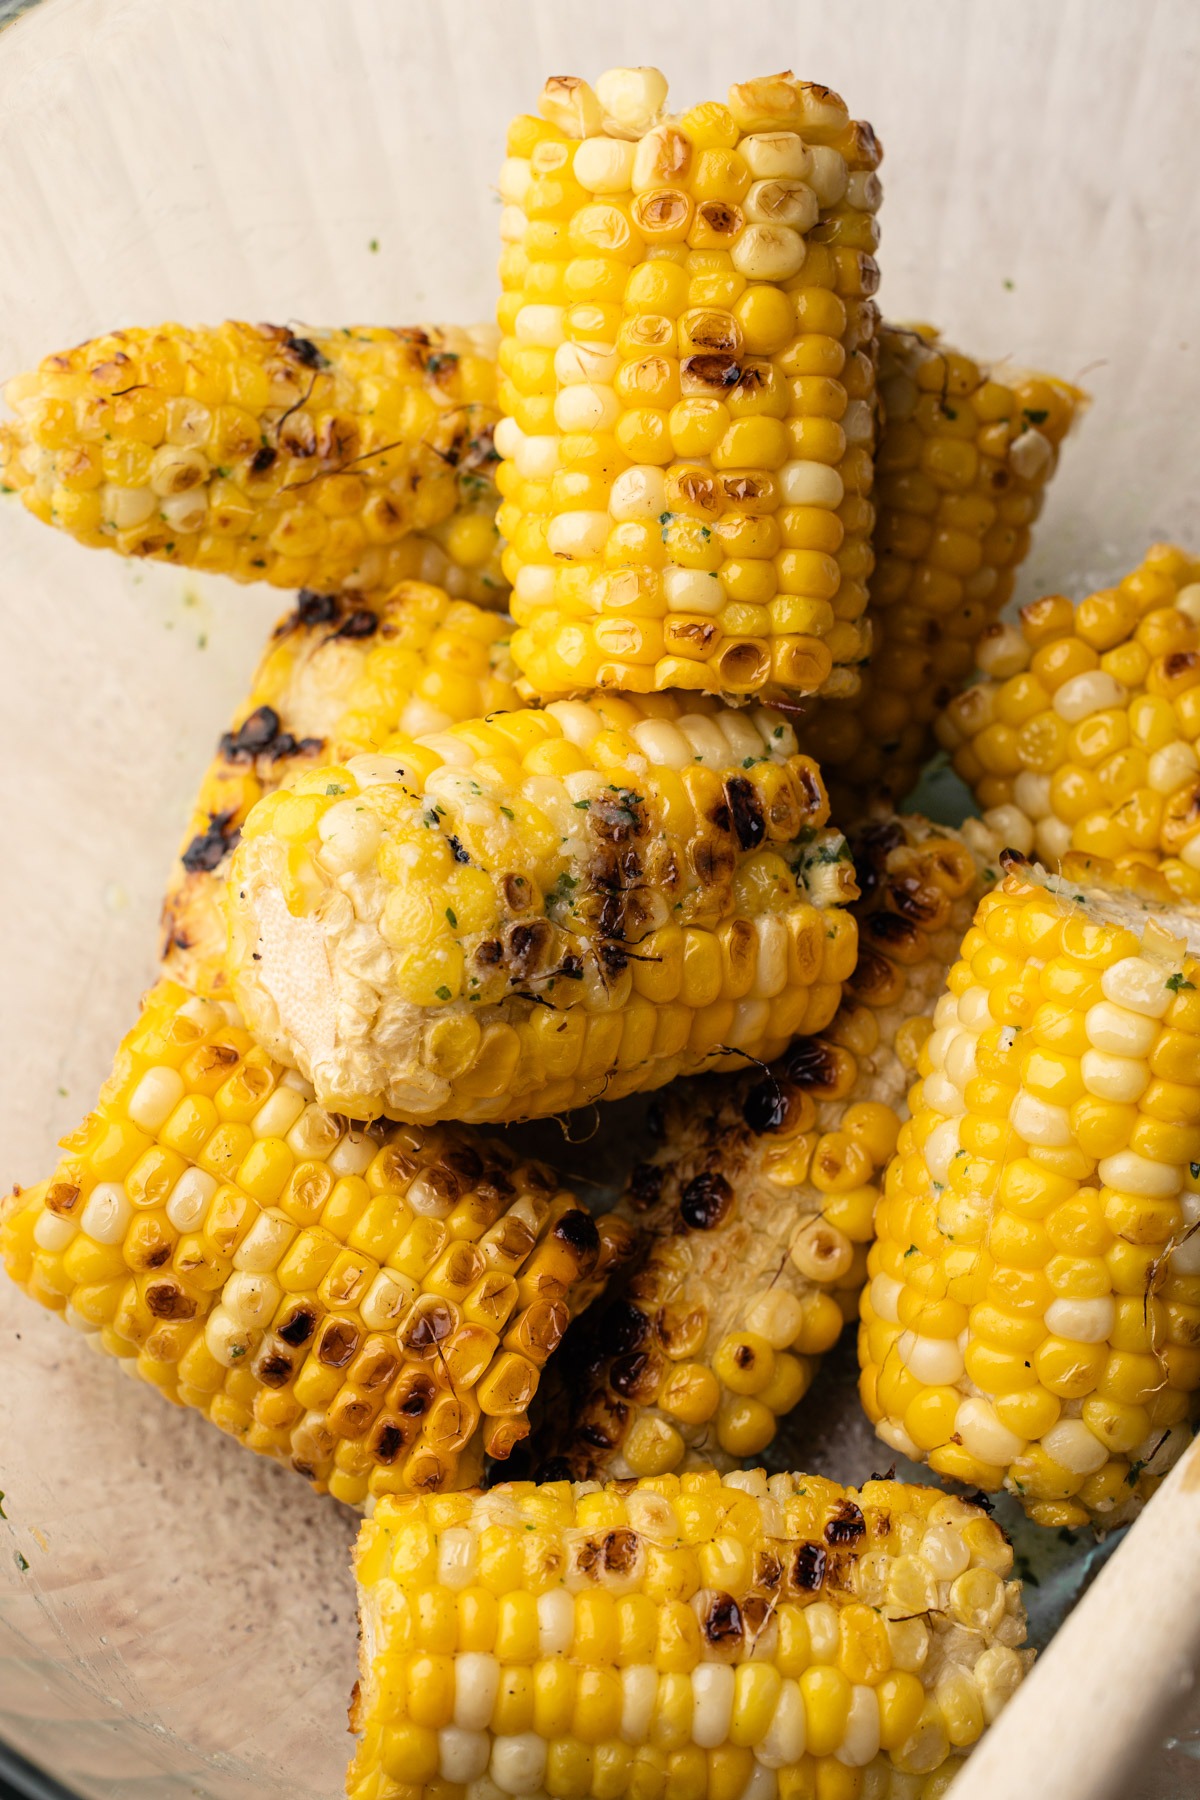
[349,1469,1031,1800]
[495,68,882,704]
[0,981,636,1505]
[163,581,519,996]
[224,695,859,1124]
[860,851,1200,1528]
[536,816,984,1481]
[795,327,1084,816]
[938,543,1200,899]
[0,321,503,597]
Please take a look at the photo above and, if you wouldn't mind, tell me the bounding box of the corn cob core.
[0,981,635,1506]
[0,321,499,592]
[163,582,519,997]
[348,1467,1029,1800]
[860,851,1200,1529]
[937,543,1200,901]
[224,694,859,1125]
[540,817,984,1483]
[796,327,1084,815]
[495,67,881,705]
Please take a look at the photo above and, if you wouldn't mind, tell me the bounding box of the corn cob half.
[937,543,1200,899]
[224,696,859,1125]
[163,582,520,997]
[537,817,984,1483]
[0,322,500,594]
[495,67,881,705]
[348,1468,1030,1800]
[796,326,1084,816]
[0,980,635,1505]
[860,851,1200,1529]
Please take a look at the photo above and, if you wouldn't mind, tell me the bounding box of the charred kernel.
[785,1037,844,1091]
[628,1162,665,1209]
[220,705,283,760]
[679,1171,734,1230]
[824,1500,866,1545]
[599,1300,652,1357]
[551,1207,601,1265]
[181,811,240,873]
[724,776,767,849]
[277,1306,319,1346]
[702,1591,744,1648]
[742,1078,788,1132]
[791,1540,828,1591]
[294,589,341,625]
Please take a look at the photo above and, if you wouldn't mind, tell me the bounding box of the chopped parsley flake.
[435,985,453,1001]
[1166,973,1195,992]
[573,799,590,811]
[500,806,514,820]
[445,908,457,927]
[1023,407,1049,425]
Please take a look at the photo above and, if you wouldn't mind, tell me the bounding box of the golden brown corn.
[224,694,859,1125]
[937,543,1200,900]
[0,321,500,593]
[0,981,635,1505]
[348,1468,1030,1800]
[495,67,881,704]
[539,816,984,1482]
[860,851,1200,1528]
[795,327,1084,816]
[163,582,520,997]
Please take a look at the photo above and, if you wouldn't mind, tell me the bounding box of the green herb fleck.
[1,484,14,495]
[1023,407,1049,425]
[435,985,452,1001]
[1003,278,1015,291]
[229,1346,245,1360]
[368,237,380,253]
[15,1552,29,1572]
[904,1245,918,1258]
[1166,973,1195,993]
[197,634,207,650]
[500,805,515,820]
[325,783,344,796]
[57,1085,69,1098]
[573,799,590,811]
[742,756,763,769]
[445,908,457,927]
[0,1492,5,1518]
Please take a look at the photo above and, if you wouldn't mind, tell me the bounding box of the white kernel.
[1085,998,1159,1056]
[34,1211,78,1251]
[1010,1091,1072,1147]
[836,1684,881,1768]
[631,718,693,770]
[691,1664,734,1749]
[975,1644,1028,1723]
[1008,427,1053,480]
[1013,770,1053,820]
[104,485,155,531]
[923,1070,966,1117]
[536,1588,574,1656]
[1101,956,1174,1018]
[554,340,619,385]
[1097,1150,1182,1197]
[165,1167,217,1232]
[317,798,382,874]
[539,75,602,139]
[1035,815,1074,864]
[204,1305,254,1368]
[1175,583,1200,624]
[158,488,207,532]
[453,1651,500,1731]
[1181,836,1200,872]
[1149,740,1199,794]
[982,803,1035,856]
[897,1330,965,1385]
[513,434,559,481]
[547,700,604,746]
[498,203,527,244]
[715,709,766,761]
[489,1731,547,1795]
[609,464,667,522]
[80,1181,132,1246]
[149,445,208,499]
[250,1087,307,1140]
[944,1030,979,1088]
[741,132,812,182]
[513,564,556,607]
[806,145,848,207]
[438,1527,478,1591]
[846,170,883,212]
[553,384,618,433]
[631,123,689,192]
[128,1066,186,1134]
[595,66,668,138]
[752,915,790,998]
[572,134,637,192]
[842,399,874,444]
[664,566,723,614]
[757,1679,807,1765]
[344,751,424,788]
[778,460,843,507]
[731,223,807,280]
[804,1602,839,1663]
[953,1399,1026,1467]
[439,1728,490,1784]
[976,621,1031,679]
[328,1130,375,1177]
[924,1115,961,1184]
[677,713,731,766]
[743,177,818,231]
[1040,1418,1108,1474]
[920,1522,974,1580]
[546,510,611,559]
[1080,1048,1149,1103]
[1052,670,1127,724]
[876,1417,921,1460]
[222,1270,281,1328]
[492,417,523,460]
[497,156,531,205]
[745,1287,807,1346]
[360,1268,418,1330]
[1044,1296,1114,1344]
[868,1274,902,1325]
[727,996,770,1047]
[515,304,565,349]
[619,1665,658,1744]
[233,1209,296,1273]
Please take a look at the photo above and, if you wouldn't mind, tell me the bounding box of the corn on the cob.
[494,67,881,705]
[224,695,859,1125]
[348,1467,1029,1800]
[860,850,1200,1529]
[937,543,1200,900]
[538,817,984,1483]
[0,980,635,1505]
[163,582,520,998]
[0,322,500,594]
[796,327,1084,816]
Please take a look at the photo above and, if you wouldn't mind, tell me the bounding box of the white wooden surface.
[1,2,1199,1795]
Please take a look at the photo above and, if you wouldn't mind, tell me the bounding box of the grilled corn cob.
[0,980,634,1504]
[796,327,1084,815]
[163,582,520,997]
[224,695,859,1125]
[348,1467,1030,1800]
[539,817,985,1482]
[0,322,500,593]
[860,851,1200,1528]
[937,543,1200,898]
[495,67,881,704]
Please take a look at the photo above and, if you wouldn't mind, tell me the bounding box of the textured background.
[1,1,1199,1794]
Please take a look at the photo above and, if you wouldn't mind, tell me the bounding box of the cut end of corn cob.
[0,321,499,592]
[796,325,1085,817]
[937,543,1200,899]
[496,66,882,705]
[224,694,859,1125]
[162,582,519,998]
[348,1467,1029,1800]
[861,849,1200,1528]
[0,980,630,1507]
[537,815,984,1483]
